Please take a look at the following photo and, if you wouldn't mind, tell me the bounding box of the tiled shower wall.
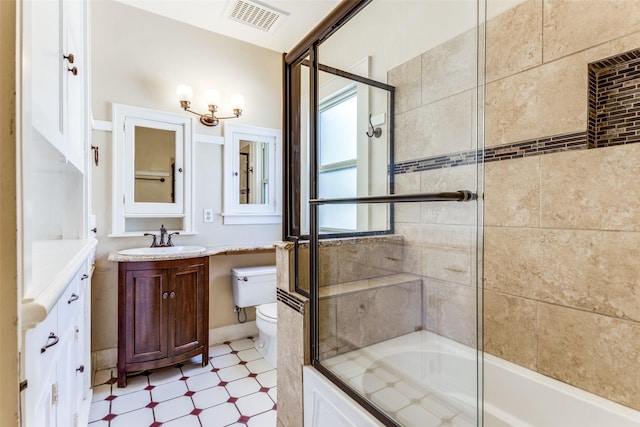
[390,0,640,412]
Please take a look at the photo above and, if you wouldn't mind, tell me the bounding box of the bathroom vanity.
[116,256,209,387]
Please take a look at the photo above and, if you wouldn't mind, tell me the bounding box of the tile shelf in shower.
[318,273,422,298]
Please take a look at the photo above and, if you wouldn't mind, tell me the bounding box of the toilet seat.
[257,302,277,321]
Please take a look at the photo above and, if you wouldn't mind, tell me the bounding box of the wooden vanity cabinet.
[117,257,209,387]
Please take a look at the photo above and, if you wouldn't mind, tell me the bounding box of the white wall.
[90,1,282,353]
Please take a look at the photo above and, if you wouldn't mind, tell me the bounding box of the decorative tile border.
[393,131,587,175]
[588,48,640,149]
[277,288,306,314]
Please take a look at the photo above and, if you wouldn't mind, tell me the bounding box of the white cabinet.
[28,0,87,172]
[23,259,93,427]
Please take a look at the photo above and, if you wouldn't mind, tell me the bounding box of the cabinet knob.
[170,291,176,299]
[68,66,78,76]
[162,292,169,300]
[76,365,85,373]
[63,53,75,64]
[40,333,59,353]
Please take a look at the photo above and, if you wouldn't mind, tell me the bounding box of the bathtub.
[304,331,640,427]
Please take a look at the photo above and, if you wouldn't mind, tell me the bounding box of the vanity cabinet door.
[169,261,207,356]
[118,258,208,388]
[122,267,170,364]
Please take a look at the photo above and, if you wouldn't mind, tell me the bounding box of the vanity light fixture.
[176,84,245,127]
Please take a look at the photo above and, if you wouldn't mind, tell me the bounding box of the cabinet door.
[124,268,170,363]
[30,0,64,150]
[63,0,86,172]
[169,262,206,356]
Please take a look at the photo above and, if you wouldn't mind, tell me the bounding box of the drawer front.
[24,303,60,397]
[59,265,87,334]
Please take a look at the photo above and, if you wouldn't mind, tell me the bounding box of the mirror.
[223,123,282,224]
[238,139,269,205]
[111,104,194,236]
[134,126,176,204]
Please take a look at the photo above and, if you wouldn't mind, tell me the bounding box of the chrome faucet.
[144,225,180,247]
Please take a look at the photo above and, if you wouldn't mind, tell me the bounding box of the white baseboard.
[91,323,260,372]
[210,322,259,345]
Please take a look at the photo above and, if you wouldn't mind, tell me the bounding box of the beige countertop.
[108,242,276,262]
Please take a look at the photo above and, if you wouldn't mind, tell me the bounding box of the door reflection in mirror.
[134,126,176,204]
[238,139,269,205]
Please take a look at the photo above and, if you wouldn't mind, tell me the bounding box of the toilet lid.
[258,302,277,320]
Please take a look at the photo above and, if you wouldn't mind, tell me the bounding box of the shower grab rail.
[309,190,477,205]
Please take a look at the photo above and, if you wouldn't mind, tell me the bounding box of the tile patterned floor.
[89,337,277,427]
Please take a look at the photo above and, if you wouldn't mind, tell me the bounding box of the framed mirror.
[111,104,194,235]
[223,123,281,224]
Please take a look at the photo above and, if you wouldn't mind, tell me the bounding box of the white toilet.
[232,265,278,368]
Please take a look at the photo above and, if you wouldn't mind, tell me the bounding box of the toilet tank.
[232,265,277,308]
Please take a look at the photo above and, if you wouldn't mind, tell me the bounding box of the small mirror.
[223,123,282,224]
[111,104,194,236]
[134,126,176,204]
[238,139,269,205]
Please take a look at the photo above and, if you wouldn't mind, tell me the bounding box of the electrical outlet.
[203,209,213,223]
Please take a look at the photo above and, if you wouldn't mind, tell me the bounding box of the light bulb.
[205,89,221,107]
[231,94,245,110]
[176,84,193,102]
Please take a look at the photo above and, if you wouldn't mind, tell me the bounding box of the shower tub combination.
[304,331,640,427]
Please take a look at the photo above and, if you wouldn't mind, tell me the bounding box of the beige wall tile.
[424,278,478,347]
[421,29,477,105]
[423,224,474,286]
[486,0,543,82]
[395,90,474,162]
[543,0,640,62]
[388,55,421,114]
[277,300,309,427]
[370,281,422,343]
[394,172,421,224]
[485,157,540,227]
[485,51,586,146]
[401,242,425,276]
[484,291,538,370]
[485,226,640,322]
[420,165,478,226]
[541,144,640,231]
[538,303,640,410]
[318,297,337,359]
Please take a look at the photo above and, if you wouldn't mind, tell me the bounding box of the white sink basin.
[118,246,206,256]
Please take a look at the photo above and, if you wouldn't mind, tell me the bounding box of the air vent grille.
[228,0,288,32]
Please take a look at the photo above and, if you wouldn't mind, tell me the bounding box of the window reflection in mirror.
[134,126,176,204]
[238,139,269,205]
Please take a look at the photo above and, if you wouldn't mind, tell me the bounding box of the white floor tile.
[218,364,250,382]
[211,353,241,369]
[229,338,255,351]
[331,360,368,379]
[91,383,112,402]
[420,395,457,419]
[451,414,476,427]
[192,385,230,409]
[181,359,213,376]
[372,366,399,384]
[111,390,151,415]
[154,395,195,423]
[93,369,113,386]
[163,414,202,427]
[225,377,261,398]
[236,392,275,417]
[237,348,262,362]
[256,370,277,388]
[348,372,386,396]
[396,403,442,427]
[186,371,222,391]
[199,402,241,426]
[246,359,273,374]
[395,380,427,400]
[110,408,154,427]
[111,375,149,396]
[209,343,233,357]
[247,409,277,427]
[151,380,189,402]
[148,366,183,386]
[371,387,411,413]
[267,386,277,402]
[88,399,109,422]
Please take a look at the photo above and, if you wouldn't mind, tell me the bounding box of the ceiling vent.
[226,0,290,32]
